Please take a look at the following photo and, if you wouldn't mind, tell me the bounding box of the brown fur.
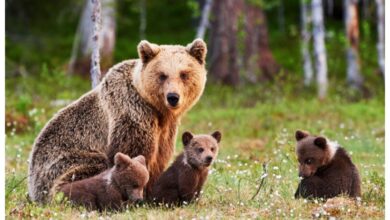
[60,153,149,211]
[149,131,221,205]
[28,39,208,203]
[294,130,361,199]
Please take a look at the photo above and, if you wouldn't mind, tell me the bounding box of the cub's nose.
[167,93,180,107]
[205,156,213,163]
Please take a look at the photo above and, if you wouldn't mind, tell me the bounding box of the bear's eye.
[305,158,313,165]
[197,148,204,153]
[159,73,168,82]
[210,147,215,152]
[180,72,189,80]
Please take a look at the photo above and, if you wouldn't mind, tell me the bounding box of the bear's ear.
[295,130,309,141]
[182,131,194,146]
[137,40,160,64]
[186,38,207,65]
[114,152,130,169]
[314,137,327,150]
[133,155,146,166]
[211,131,222,143]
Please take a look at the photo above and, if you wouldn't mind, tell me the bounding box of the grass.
[5,70,384,219]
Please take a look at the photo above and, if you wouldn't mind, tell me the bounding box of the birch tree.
[68,0,116,79]
[301,0,313,85]
[312,0,328,99]
[91,0,102,88]
[376,0,385,75]
[196,0,213,39]
[139,0,147,40]
[345,0,363,89]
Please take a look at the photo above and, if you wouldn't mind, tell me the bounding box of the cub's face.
[182,131,222,168]
[112,153,149,203]
[135,39,207,115]
[295,130,329,178]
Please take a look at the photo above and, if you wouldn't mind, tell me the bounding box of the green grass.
[5,72,384,219]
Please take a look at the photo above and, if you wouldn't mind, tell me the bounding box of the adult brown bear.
[28,39,208,203]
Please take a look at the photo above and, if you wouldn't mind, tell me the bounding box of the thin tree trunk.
[243,3,261,83]
[68,0,116,79]
[139,0,147,40]
[196,0,212,39]
[376,0,385,75]
[91,0,102,88]
[209,0,242,86]
[345,0,363,89]
[312,0,328,99]
[301,0,313,86]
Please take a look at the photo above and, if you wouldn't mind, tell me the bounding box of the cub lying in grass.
[149,131,221,205]
[60,153,149,211]
[294,130,361,199]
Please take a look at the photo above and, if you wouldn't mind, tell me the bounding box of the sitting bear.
[28,39,208,203]
[59,153,149,211]
[294,130,361,199]
[149,131,221,205]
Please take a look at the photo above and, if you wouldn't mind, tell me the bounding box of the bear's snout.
[204,156,213,166]
[167,93,180,107]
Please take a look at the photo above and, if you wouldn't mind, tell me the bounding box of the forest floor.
[5,72,384,219]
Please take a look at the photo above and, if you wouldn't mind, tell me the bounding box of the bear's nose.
[205,156,213,163]
[167,93,180,107]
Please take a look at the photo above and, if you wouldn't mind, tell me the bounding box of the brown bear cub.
[60,153,149,211]
[294,130,361,199]
[149,131,221,205]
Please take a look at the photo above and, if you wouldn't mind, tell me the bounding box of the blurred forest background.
[5,0,385,219]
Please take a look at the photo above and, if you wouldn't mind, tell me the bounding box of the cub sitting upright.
[294,130,361,199]
[60,153,149,211]
[150,131,221,205]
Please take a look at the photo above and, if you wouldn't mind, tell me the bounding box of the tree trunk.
[91,0,102,88]
[208,0,242,86]
[376,0,385,75]
[301,0,313,86]
[139,0,147,40]
[68,0,116,79]
[345,0,363,89]
[243,3,280,82]
[196,0,212,39]
[312,0,328,99]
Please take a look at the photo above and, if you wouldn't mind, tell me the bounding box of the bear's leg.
[295,176,328,199]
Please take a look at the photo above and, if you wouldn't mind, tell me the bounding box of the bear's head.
[182,131,221,169]
[295,130,337,178]
[111,153,149,203]
[133,39,207,116]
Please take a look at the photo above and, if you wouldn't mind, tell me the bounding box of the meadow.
[5,70,384,219]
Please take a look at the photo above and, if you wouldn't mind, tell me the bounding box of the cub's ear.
[295,130,309,141]
[211,131,222,143]
[186,38,207,65]
[133,155,146,166]
[314,137,327,149]
[137,40,160,64]
[182,131,194,146]
[114,152,130,169]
